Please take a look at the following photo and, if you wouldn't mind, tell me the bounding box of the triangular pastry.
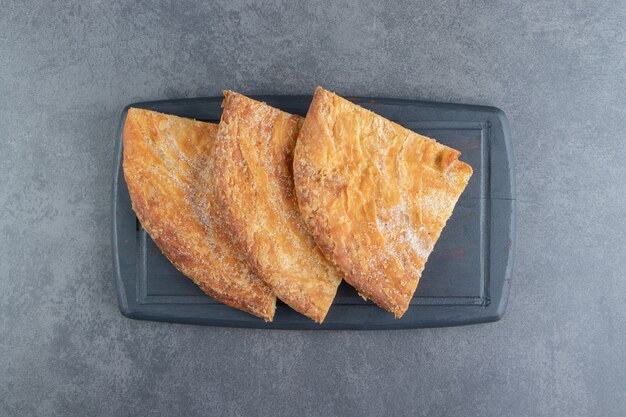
[214,91,342,323]
[293,87,473,317]
[123,108,276,321]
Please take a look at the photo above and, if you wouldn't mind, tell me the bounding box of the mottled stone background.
[1,1,625,416]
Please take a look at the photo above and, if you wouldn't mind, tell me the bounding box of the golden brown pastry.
[123,108,276,321]
[293,87,473,318]
[214,91,342,323]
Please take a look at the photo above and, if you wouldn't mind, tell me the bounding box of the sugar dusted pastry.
[293,87,473,318]
[123,108,276,321]
[214,91,342,323]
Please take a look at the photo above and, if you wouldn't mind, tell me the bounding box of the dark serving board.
[112,96,515,329]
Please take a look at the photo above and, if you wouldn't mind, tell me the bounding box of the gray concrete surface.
[1,1,625,416]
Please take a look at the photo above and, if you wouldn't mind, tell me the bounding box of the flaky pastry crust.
[293,87,473,317]
[214,92,342,323]
[123,108,276,321]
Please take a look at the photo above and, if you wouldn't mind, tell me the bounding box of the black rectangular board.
[112,95,515,329]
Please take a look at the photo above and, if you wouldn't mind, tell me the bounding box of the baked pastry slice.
[214,91,342,323]
[293,87,473,318]
[123,108,276,321]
